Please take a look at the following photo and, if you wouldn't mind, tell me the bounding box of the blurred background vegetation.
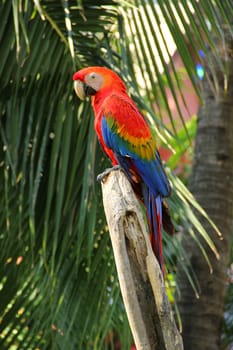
[0,1,233,349]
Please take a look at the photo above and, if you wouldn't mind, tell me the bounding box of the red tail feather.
[144,192,164,274]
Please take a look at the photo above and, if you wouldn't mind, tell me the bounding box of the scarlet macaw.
[73,67,173,270]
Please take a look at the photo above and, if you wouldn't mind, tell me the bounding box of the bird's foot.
[97,165,122,182]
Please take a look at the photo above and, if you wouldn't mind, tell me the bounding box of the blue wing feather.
[101,116,170,197]
[101,112,172,272]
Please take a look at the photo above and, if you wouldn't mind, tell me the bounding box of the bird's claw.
[97,165,122,182]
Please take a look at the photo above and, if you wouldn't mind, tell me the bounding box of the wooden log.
[100,168,183,350]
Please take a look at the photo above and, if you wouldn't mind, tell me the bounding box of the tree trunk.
[176,31,233,349]
[100,169,183,350]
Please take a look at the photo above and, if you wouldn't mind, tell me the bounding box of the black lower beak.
[84,83,97,96]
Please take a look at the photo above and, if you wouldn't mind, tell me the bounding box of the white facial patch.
[85,72,103,92]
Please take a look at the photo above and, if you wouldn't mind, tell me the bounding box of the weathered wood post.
[100,168,183,350]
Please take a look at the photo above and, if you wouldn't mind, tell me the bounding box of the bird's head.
[73,66,126,100]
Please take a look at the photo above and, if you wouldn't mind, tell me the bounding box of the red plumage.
[73,67,174,272]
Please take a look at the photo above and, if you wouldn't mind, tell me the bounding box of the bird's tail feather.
[143,188,163,272]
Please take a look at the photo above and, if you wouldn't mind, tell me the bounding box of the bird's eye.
[90,73,96,79]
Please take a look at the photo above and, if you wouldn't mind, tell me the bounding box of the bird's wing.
[101,94,170,197]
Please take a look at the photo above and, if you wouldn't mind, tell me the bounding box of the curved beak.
[74,80,85,100]
[74,80,97,100]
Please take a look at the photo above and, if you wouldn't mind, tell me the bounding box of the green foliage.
[0,0,232,349]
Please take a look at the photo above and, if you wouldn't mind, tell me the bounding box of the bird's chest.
[94,110,104,142]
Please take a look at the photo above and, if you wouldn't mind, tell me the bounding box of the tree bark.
[176,30,233,350]
[100,169,183,350]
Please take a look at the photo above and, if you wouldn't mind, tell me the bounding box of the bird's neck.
[91,91,107,115]
[91,87,127,116]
